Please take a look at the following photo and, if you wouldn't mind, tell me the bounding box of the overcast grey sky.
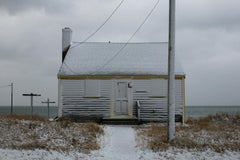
[0,0,240,106]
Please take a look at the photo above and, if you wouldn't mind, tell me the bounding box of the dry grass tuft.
[136,124,169,151]
[0,114,104,153]
[58,119,72,128]
[5,114,46,121]
[85,123,104,135]
[15,141,47,150]
[147,125,168,151]
[136,113,240,153]
[170,137,198,149]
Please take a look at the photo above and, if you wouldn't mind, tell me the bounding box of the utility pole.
[10,83,13,114]
[22,93,41,118]
[42,98,55,119]
[168,0,176,141]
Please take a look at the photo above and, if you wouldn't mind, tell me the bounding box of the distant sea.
[186,106,240,118]
[0,106,239,119]
[0,106,58,119]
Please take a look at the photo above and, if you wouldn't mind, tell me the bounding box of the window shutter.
[151,79,167,97]
[84,80,100,97]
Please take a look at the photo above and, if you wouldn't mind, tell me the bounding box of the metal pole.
[168,0,176,141]
[10,83,13,114]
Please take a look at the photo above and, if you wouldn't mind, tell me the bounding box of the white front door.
[115,82,129,115]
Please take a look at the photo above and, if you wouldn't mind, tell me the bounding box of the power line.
[33,99,42,104]
[71,0,125,49]
[58,58,78,75]
[62,61,80,75]
[63,0,160,75]
[91,0,160,74]
[34,96,50,105]
[0,85,10,89]
[60,0,125,74]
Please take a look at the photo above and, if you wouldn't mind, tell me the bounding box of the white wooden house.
[57,28,186,122]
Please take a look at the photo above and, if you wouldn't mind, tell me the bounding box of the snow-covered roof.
[58,42,185,76]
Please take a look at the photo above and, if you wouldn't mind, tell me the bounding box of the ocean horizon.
[0,105,239,119]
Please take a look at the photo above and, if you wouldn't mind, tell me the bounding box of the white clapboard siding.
[61,79,111,117]
[132,79,183,121]
[175,80,184,116]
[60,78,184,122]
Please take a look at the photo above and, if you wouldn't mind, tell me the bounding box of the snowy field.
[0,125,239,160]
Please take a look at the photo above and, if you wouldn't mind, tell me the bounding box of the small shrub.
[85,123,104,135]
[59,120,71,128]
[186,117,198,124]
[28,122,39,129]
[170,137,198,149]
[149,139,169,151]
[233,113,240,123]
[5,114,46,121]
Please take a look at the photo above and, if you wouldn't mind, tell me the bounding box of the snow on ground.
[98,125,139,159]
[0,125,239,160]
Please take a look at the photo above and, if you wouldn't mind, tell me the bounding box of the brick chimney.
[62,27,72,62]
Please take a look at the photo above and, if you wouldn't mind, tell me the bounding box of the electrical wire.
[63,0,160,75]
[91,0,160,74]
[0,85,10,89]
[71,0,125,49]
[60,0,125,74]
[62,61,80,75]
[34,96,47,105]
[33,99,42,105]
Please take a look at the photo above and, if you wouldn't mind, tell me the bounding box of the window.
[151,79,167,97]
[84,80,100,97]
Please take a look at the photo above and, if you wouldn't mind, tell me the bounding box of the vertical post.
[168,0,176,141]
[47,98,50,119]
[31,93,33,118]
[22,93,41,118]
[42,98,55,120]
[10,83,13,114]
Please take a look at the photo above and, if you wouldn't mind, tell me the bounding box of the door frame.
[110,79,133,118]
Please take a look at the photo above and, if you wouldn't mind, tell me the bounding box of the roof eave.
[58,74,185,79]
